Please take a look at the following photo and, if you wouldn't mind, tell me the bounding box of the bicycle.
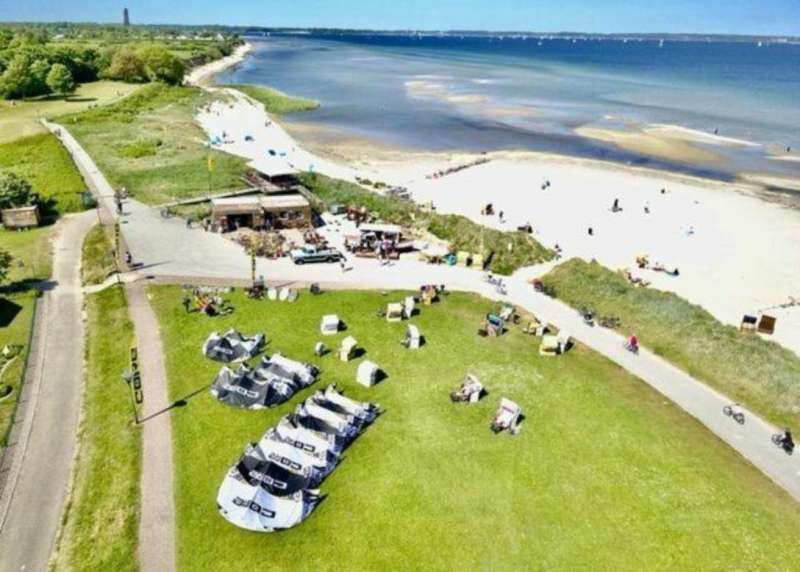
[722,403,745,425]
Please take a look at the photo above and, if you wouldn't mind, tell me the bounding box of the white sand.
[185,43,253,86]
[195,90,800,355]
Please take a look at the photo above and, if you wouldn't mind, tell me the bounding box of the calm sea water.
[218,33,800,181]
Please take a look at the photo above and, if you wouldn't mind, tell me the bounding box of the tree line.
[0,27,240,99]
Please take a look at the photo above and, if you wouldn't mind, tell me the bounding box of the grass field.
[226,84,320,114]
[0,221,57,444]
[300,173,554,274]
[81,224,117,285]
[0,290,36,446]
[542,258,800,429]
[0,81,140,144]
[149,286,800,570]
[58,83,248,205]
[53,285,140,571]
[0,133,88,215]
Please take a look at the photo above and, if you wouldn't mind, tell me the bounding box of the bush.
[0,171,37,209]
[0,384,11,399]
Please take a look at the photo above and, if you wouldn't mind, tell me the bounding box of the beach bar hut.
[357,361,380,387]
[338,336,358,362]
[320,315,340,336]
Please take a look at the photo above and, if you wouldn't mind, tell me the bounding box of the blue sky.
[1,0,799,35]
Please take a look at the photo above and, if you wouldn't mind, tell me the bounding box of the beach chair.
[740,314,757,333]
[757,314,776,335]
[491,398,521,434]
[338,336,358,362]
[403,296,416,319]
[539,334,561,356]
[356,361,380,387]
[402,325,422,349]
[450,374,484,403]
[320,315,340,336]
[386,303,404,323]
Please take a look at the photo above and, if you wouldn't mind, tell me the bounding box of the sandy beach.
[185,42,253,86]
[194,57,800,356]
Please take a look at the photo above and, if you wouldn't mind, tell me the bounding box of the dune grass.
[81,224,117,286]
[226,84,320,114]
[0,133,88,216]
[541,258,800,428]
[52,285,139,571]
[0,81,140,144]
[149,285,800,570]
[300,172,554,274]
[58,83,248,205]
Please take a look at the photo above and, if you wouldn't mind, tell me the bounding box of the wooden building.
[1,205,40,229]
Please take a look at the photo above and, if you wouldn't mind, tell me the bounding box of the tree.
[0,172,37,209]
[106,48,145,83]
[0,53,34,99]
[29,58,51,95]
[46,63,75,96]
[138,46,185,85]
[0,249,13,286]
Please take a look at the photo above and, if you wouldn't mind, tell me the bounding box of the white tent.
[320,314,340,336]
[357,360,380,387]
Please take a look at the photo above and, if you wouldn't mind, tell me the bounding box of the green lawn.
[0,133,88,215]
[0,290,36,445]
[542,258,800,429]
[81,224,117,285]
[149,286,800,570]
[58,83,248,205]
[0,81,140,144]
[53,285,140,571]
[300,173,554,274]
[226,84,320,114]
[0,224,57,444]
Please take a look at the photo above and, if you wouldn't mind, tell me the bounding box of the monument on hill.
[123,7,130,26]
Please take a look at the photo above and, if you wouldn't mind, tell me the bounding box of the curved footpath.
[0,210,96,572]
[47,120,800,505]
[41,120,177,572]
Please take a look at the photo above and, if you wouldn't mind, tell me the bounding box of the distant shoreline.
[185,42,253,87]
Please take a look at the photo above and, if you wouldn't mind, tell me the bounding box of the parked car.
[290,245,344,265]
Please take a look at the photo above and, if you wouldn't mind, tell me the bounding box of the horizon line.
[0,21,798,40]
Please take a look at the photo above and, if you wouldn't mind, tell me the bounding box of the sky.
[1,0,799,36]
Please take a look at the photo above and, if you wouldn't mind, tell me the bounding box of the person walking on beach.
[499,210,505,223]
[588,227,594,236]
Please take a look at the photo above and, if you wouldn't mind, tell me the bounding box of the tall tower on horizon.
[123,7,130,26]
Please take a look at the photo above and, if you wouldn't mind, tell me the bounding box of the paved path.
[0,210,96,572]
[125,283,176,572]
[43,120,177,571]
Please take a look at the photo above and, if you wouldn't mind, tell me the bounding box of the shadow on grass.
[139,382,210,424]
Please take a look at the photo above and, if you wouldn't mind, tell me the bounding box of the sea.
[218,32,800,184]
